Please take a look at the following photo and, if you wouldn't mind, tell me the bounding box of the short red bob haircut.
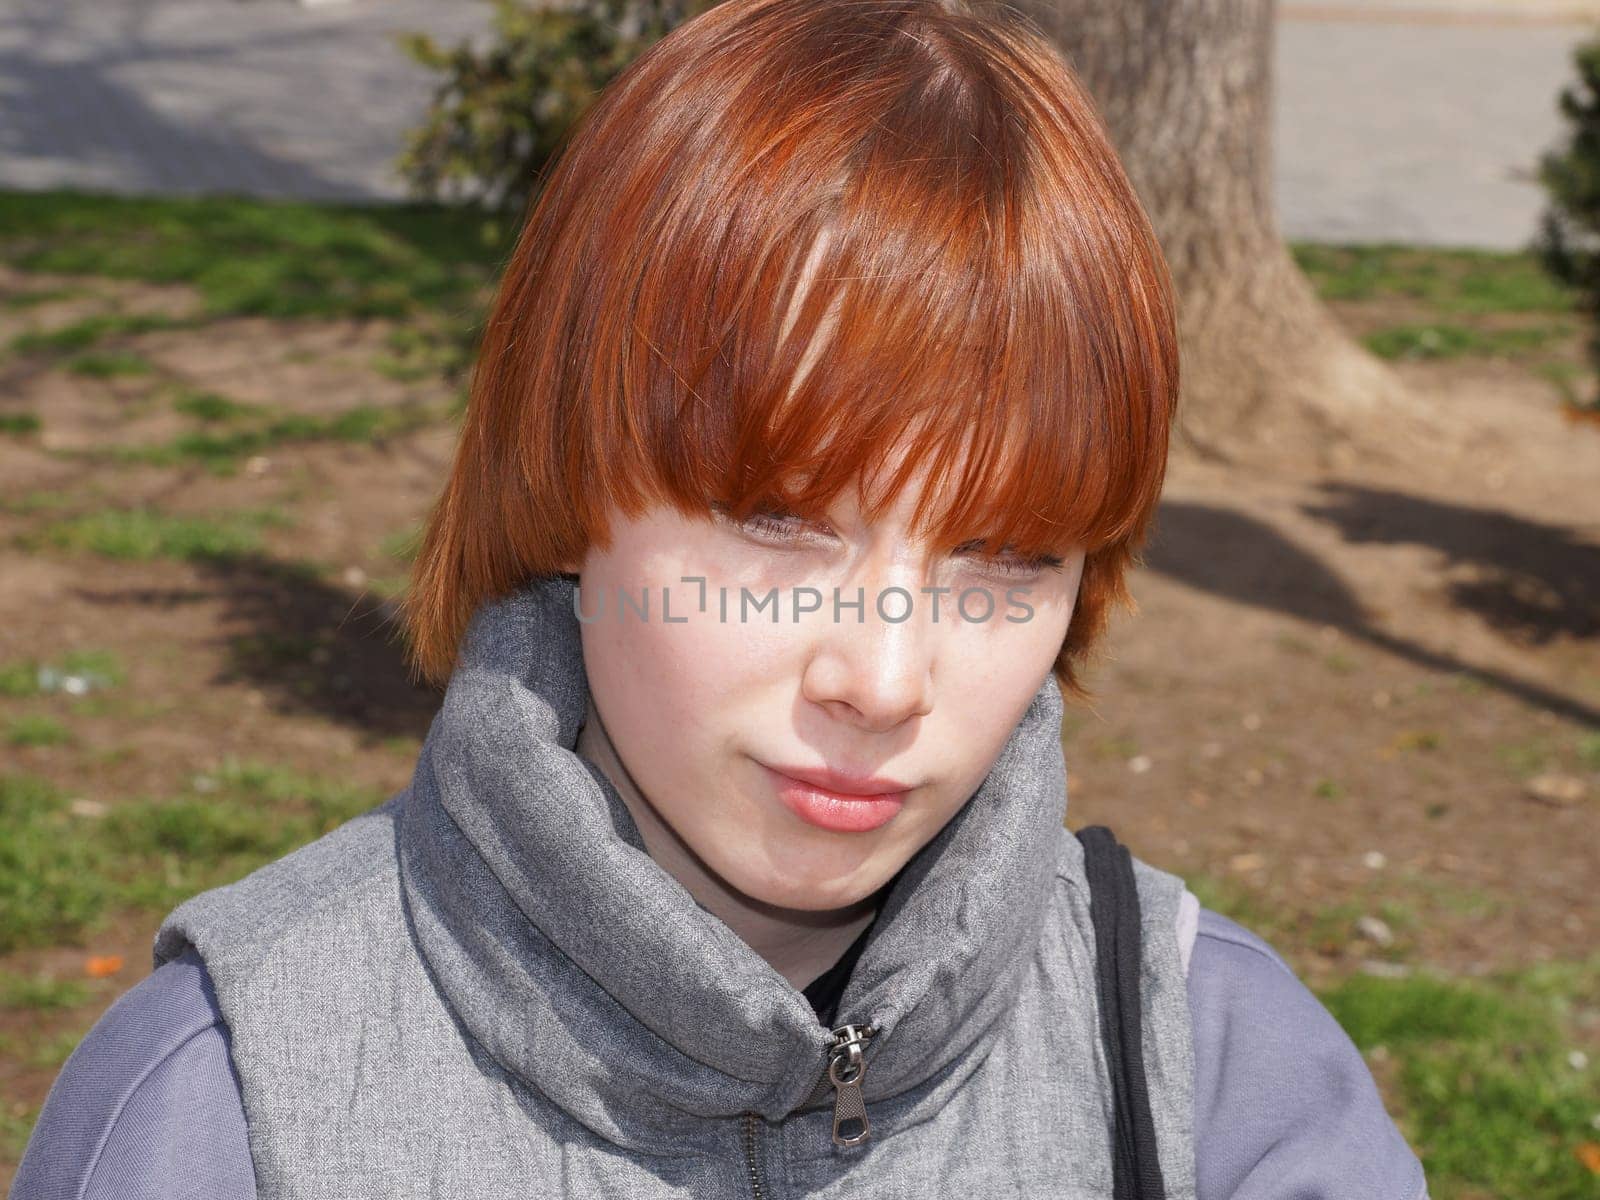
[399,0,1179,708]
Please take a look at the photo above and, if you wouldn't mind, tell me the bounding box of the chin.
[721,851,889,914]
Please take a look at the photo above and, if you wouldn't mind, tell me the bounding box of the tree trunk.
[1014,0,1441,470]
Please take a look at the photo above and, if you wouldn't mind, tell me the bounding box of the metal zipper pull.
[826,1022,876,1147]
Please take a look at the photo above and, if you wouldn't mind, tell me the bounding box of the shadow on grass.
[63,555,440,740]
[1301,481,1599,646]
[1147,494,1600,727]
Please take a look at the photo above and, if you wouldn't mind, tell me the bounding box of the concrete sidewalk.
[0,0,491,203]
[1276,4,1589,249]
[1283,0,1600,23]
[0,0,1592,249]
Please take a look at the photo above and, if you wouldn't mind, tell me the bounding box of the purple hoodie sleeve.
[1187,908,1429,1200]
[8,947,255,1200]
[10,909,1427,1200]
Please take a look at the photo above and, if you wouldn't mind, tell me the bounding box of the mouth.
[759,763,910,833]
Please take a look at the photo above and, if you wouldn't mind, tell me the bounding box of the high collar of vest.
[396,574,1069,1152]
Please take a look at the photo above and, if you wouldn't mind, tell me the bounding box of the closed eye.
[712,503,1066,577]
[709,503,830,544]
[953,540,1067,578]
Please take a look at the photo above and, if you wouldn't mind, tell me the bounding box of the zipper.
[741,1111,769,1200]
[820,1022,877,1147]
[740,1020,879,1192]
[742,1024,883,1196]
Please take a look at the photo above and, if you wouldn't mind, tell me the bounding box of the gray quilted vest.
[153,577,1198,1199]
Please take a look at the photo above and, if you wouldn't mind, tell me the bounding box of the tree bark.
[1014,0,1440,469]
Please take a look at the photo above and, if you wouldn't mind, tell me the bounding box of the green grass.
[65,349,153,378]
[0,969,92,1011]
[5,714,72,748]
[0,490,76,516]
[1292,242,1579,315]
[1320,960,1600,1199]
[363,571,413,599]
[1363,321,1573,361]
[1187,872,1425,962]
[27,506,292,561]
[114,757,386,909]
[0,660,39,697]
[1183,871,1280,934]
[0,764,385,954]
[1,286,81,309]
[378,524,424,563]
[1575,732,1600,770]
[0,1102,38,1172]
[169,388,260,423]
[372,324,474,383]
[0,773,112,953]
[0,190,509,322]
[1291,241,1596,393]
[0,412,40,435]
[25,1029,87,1072]
[92,400,447,475]
[0,648,126,698]
[8,312,190,356]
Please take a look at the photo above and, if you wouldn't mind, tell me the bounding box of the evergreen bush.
[1535,36,1600,411]
[396,0,719,222]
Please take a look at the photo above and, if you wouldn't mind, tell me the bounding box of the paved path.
[0,0,1593,249]
[1277,1,1592,249]
[0,0,489,203]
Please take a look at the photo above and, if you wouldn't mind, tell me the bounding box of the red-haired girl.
[16,2,1427,1197]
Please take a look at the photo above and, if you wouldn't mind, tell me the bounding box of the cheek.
[926,589,1075,781]
[940,581,1075,684]
[578,603,781,776]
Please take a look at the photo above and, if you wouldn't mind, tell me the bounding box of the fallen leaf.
[84,954,123,978]
[1575,1141,1600,1174]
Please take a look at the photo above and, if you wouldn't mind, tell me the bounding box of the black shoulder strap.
[1075,824,1167,1200]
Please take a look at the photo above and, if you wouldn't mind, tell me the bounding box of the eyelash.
[721,508,1066,578]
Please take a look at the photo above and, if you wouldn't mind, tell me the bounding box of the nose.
[799,560,936,734]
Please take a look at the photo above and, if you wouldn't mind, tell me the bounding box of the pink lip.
[760,763,909,833]
[763,764,912,796]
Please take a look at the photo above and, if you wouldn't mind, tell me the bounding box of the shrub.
[1535,35,1600,411]
[396,0,718,220]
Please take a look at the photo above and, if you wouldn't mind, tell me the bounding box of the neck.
[574,694,880,992]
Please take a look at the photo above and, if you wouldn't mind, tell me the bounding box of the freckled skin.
[570,457,1085,989]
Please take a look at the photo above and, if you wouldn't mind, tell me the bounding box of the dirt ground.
[0,270,1597,1186]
